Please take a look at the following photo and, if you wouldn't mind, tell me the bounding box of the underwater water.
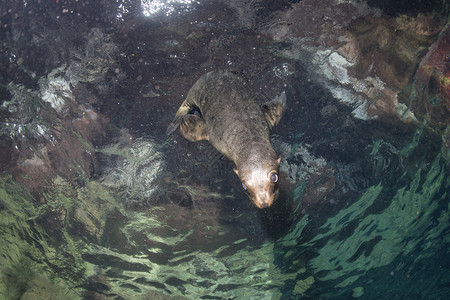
[0,0,449,299]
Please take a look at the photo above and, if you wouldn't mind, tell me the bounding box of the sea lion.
[167,71,285,208]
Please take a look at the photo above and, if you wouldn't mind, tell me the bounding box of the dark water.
[0,1,449,299]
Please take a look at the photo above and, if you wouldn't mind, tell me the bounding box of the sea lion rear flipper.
[179,114,209,142]
[261,91,286,129]
[166,122,179,135]
[166,98,195,135]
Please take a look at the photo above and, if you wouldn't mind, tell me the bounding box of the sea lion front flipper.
[179,114,209,142]
[261,91,286,129]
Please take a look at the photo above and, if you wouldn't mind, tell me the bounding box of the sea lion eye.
[270,172,278,183]
[242,182,247,190]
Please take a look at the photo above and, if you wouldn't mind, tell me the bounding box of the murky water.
[0,1,449,299]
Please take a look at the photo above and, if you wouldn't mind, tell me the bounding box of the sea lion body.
[167,71,285,208]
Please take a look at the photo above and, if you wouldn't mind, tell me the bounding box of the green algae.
[370,139,381,156]
[399,120,425,157]
[73,130,95,153]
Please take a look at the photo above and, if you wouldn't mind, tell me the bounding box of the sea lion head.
[234,156,281,209]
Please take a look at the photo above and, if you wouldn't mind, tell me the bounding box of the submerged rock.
[1,28,116,191]
[266,0,443,123]
[414,24,450,132]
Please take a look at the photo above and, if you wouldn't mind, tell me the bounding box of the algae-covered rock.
[0,256,36,300]
[0,173,126,298]
[0,254,77,300]
[0,176,82,298]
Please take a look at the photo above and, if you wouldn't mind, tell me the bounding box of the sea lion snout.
[238,167,280,209]
[252,186,279,209]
